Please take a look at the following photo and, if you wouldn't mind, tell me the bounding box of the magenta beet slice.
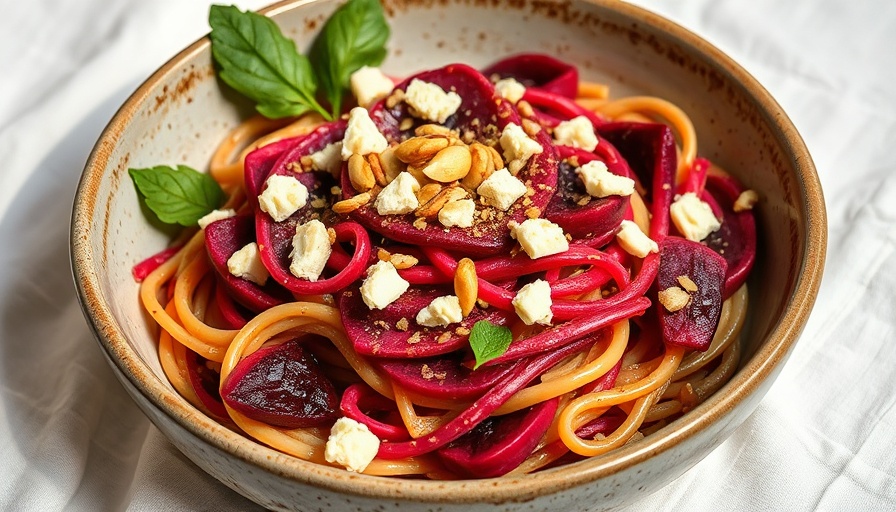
[220,339,339,428]
[244,136,302,206]
[703,174,757,298]
[338,284,513,358]
[377,350,516,401]
[481,53,579,98]
[185,352,229,420]
[657,236,727,351]
[544,158,627,246]
[205,215,292,312]
[344,64,558,256]
[437,397,559,478]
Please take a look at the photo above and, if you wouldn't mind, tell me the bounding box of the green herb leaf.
[469,320,513,369]
[208,5,330,120]
[128,166,224,226]
[309,0,390,118]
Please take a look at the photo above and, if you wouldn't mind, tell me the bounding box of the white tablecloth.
[1,0,894,510]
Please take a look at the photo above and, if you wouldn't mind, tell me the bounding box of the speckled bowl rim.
[71,0,826,505]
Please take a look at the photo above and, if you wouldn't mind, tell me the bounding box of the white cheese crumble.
[670,192,721,242]
[510,218,569,259]
[324,417,380,473]
[476,168,527,211]
[360,260,410,310]
[512,279,553,326]
[374,171,420,215]
[288,219,332,281]
[500,123,543,173]
[438,198,476,228]
[403,79,463,124]
[227,242,269,286]
[616,220,659,258]
[350,66,395,108]
[577,160,635,198]
[308,142,344,175]
[415,295,464,327]
[341,107,389,160]
[553,115,598,151]
[197,208,236,229]
[494,77,526,103]
[257,174,308,222]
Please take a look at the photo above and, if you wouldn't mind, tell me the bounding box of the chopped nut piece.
[416,184,465,220]
[421,145,472,182]
[733,189,759,212]
[399,117,415,131]
[394,135,451,166]
[332,192,372,214]
[377,248,392,262]
[377,147,404,183]
[454,258,478,317]
[415,124,453,137]
[385,88,405,109]
[677,275,698,292]
[395,317,410,331]
[658,286,690,312]
[389,253,419,269]
[348,154,376,192]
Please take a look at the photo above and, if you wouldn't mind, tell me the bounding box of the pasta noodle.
[137,55,756,479]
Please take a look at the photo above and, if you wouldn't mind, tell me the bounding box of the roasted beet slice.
[657,236,727,351]
[338,284,513,358]
[205,215,292,312]
[544,158,627,246]
[703,173,757,298]
[377,350,516,401]
[481,53,579,98]
[220,339,339,428]
[437,398,559,478]
[186,352,229,420]
[344,64,558,256]
[244,136,302,205]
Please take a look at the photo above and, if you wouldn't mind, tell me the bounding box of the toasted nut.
[377,248,392,261]
[332,192,371,214]
[416,184,462,220]
[462,142,495,189]
[658,286,690,312]
[389,253,419,269]
[422,145,472,182]
[348,154,375,192]
[399,117,415,131]
[454,258,478,317]
[733,189,759,212]
[366,153,388,187]
[327,228,337,245]
[517,100,535,118]
[485,144,504,170]
[378,147,404,183]
[394,135,451,165]
[415,124,453,137]
[385,88,405,109]
[405,164,432,186]
[416,183,443,204]
[522,118,542,136]
[677,275,698,292]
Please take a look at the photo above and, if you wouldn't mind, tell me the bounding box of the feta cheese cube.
[438,198,476,228]
[360,260,410,310]
[512,279,553,326]
[670,192,721,241]
[403,79,463,123]
[374,171,420,215]
[227,242,269,286]
[350,66,395,108]
[510,218,569,259]
[500,123,543,173]
[476,168,527,211]
[258,174,308,222]
[324,417,380,473]
[616,220,659,258]
[308,142,343,175]
[288,219,332,281]
[494,77,526,103]
[197,208,236,229]
[341,107,389,160]
[577,160,635,198]
[553,115,598,151]
[415,295,463,327]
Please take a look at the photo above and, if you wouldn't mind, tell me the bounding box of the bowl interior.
[72,0,824,505]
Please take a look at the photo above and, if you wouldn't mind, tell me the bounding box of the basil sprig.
[209,0,390,121]
[128,166,224,226]
[469,320,514,369]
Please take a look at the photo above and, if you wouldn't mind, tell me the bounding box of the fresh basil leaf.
[209,5,329,119]
[469,320,513,369]
[309,0,390,117]
[128,166,224,226]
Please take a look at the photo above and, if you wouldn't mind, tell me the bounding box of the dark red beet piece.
[205,215,293,312]
[657,236,728,351]
[220,339,339,429]
[481,53,579,98]
[344,64,558,256]
[437,398,559,478]
[702,174,757,298]
[544,159,627,246]
[338,284,514,358]
[185,352,229,421]
[377,350,517,401]
[340,384,410,442]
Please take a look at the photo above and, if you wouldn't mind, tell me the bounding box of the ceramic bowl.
[71,0,826,510]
